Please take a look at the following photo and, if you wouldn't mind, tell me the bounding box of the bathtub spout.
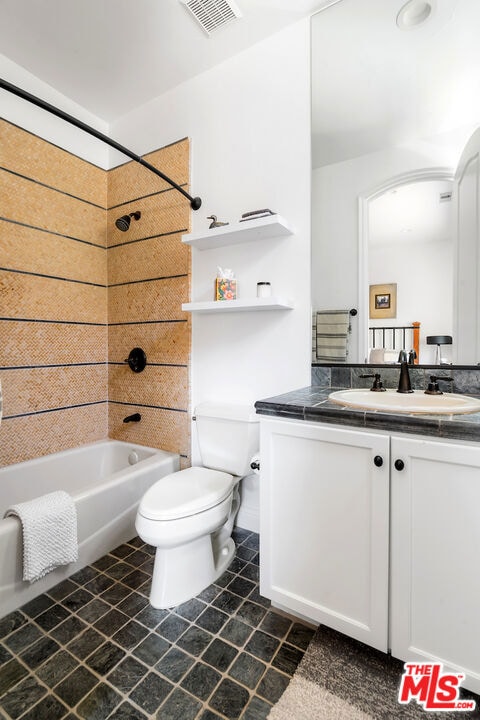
[123,413,141,423]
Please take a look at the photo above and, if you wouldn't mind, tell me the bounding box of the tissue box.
[214,278,237,301]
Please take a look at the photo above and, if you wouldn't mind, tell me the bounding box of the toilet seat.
[138,466,233,521]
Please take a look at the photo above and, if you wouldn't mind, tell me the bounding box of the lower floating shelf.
[182,297,294,313]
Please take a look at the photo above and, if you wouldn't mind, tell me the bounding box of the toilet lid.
[138,466,233,521]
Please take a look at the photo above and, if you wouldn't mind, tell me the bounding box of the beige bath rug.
[268,674,370,720]
[268,625,480,720]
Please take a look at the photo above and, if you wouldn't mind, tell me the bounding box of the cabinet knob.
[373,455,383,467]
[394,459,405,471]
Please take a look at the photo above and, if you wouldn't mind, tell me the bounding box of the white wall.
[311,133,474,361]
[3,20,312,408]
[111,19,312,410]
[111,20,312,531]
[369,238,453,364]
[1,54,109,168]
[2,23,312,531]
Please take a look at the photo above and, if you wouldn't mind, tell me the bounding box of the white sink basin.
[329,389,480,415]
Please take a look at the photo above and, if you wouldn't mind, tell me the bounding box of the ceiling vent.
[180,0,242,35]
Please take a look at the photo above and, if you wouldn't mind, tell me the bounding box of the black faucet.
[123,413,141,423]
[397,362,413,393]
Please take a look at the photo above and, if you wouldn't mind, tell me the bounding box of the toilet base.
[149,535,236,609]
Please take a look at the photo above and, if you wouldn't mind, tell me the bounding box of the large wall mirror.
[311,0,480,365]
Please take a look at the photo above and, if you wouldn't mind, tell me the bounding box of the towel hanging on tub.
[313,309,351,362]
[5,490,78,582]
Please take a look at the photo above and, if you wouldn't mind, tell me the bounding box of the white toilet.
[135,403,259,608]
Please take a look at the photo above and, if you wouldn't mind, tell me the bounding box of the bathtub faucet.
[123,413,141,423]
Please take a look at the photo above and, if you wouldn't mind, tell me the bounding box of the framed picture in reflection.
[369,283,397,318]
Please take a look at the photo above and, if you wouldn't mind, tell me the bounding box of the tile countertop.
[254,386,480,443]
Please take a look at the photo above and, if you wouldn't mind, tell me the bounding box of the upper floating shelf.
[182,297,294,314]
[182,214,294,250]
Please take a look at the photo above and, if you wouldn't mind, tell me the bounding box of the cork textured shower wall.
[107,140,191,466]
[0,120,191,467]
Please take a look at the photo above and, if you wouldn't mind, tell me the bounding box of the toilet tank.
[195,403,259,477]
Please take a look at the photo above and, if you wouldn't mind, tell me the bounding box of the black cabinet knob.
[394,459,405,471]
[373,455,383,467]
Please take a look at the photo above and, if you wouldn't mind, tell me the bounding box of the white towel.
[5,491,78,582]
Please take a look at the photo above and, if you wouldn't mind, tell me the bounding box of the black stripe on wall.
[110,401,188,414]
[107,135,189,178]
[108,319,187,326]
[108,362,188,368]
[1,267,106,288]
[0,166,106,210]
[108,228,188,249]
[2,363,106,370]
[3,400,108,420]
[2,399,188,421]
[108,183,191,211]
[0,217,107,250]
[0,318,107,326]
[109,273,188,288]
[2,118,109,172]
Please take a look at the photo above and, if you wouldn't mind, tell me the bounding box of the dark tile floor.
[0,528,314,720]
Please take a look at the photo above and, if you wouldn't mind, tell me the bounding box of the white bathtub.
[0,440,179,619]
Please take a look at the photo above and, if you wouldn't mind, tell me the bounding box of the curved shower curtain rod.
[0,78,202,210]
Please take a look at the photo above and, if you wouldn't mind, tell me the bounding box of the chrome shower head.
[115,211,141,232]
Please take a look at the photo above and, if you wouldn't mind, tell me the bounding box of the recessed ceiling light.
[396,0,434,30]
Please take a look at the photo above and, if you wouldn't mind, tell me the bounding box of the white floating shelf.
[182,214,294,250]
[182,297,294,313]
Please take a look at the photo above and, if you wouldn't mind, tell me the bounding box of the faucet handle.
[360,372,386,392]
[424,375,453,395]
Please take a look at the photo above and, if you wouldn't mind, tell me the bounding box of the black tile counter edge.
[255,386,480,442]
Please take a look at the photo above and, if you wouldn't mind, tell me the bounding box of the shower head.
[115,211,141,232]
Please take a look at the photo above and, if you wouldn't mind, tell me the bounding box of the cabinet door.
[390,436,480,695]
[260,417,389,651]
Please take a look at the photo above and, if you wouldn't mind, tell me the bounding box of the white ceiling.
[311,0,480,167]
[0,0,328,122]
[369,180,453,246]
[3,0,480,167]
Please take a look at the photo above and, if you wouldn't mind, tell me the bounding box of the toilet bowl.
[136,466,237,608]
[135,402,259,609]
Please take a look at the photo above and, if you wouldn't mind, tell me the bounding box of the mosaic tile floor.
[0,528,314,720]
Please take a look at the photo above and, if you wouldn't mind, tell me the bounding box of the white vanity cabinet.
[390,435,480,695]
[259,416,480,694]
[259,417,390,651]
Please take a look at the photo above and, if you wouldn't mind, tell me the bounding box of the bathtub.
[0,440,179,619]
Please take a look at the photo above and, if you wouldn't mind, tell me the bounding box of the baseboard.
[236,505,259,533]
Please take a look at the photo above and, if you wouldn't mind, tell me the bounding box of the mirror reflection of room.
[368,179,453,365]
[311,0,480,365]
